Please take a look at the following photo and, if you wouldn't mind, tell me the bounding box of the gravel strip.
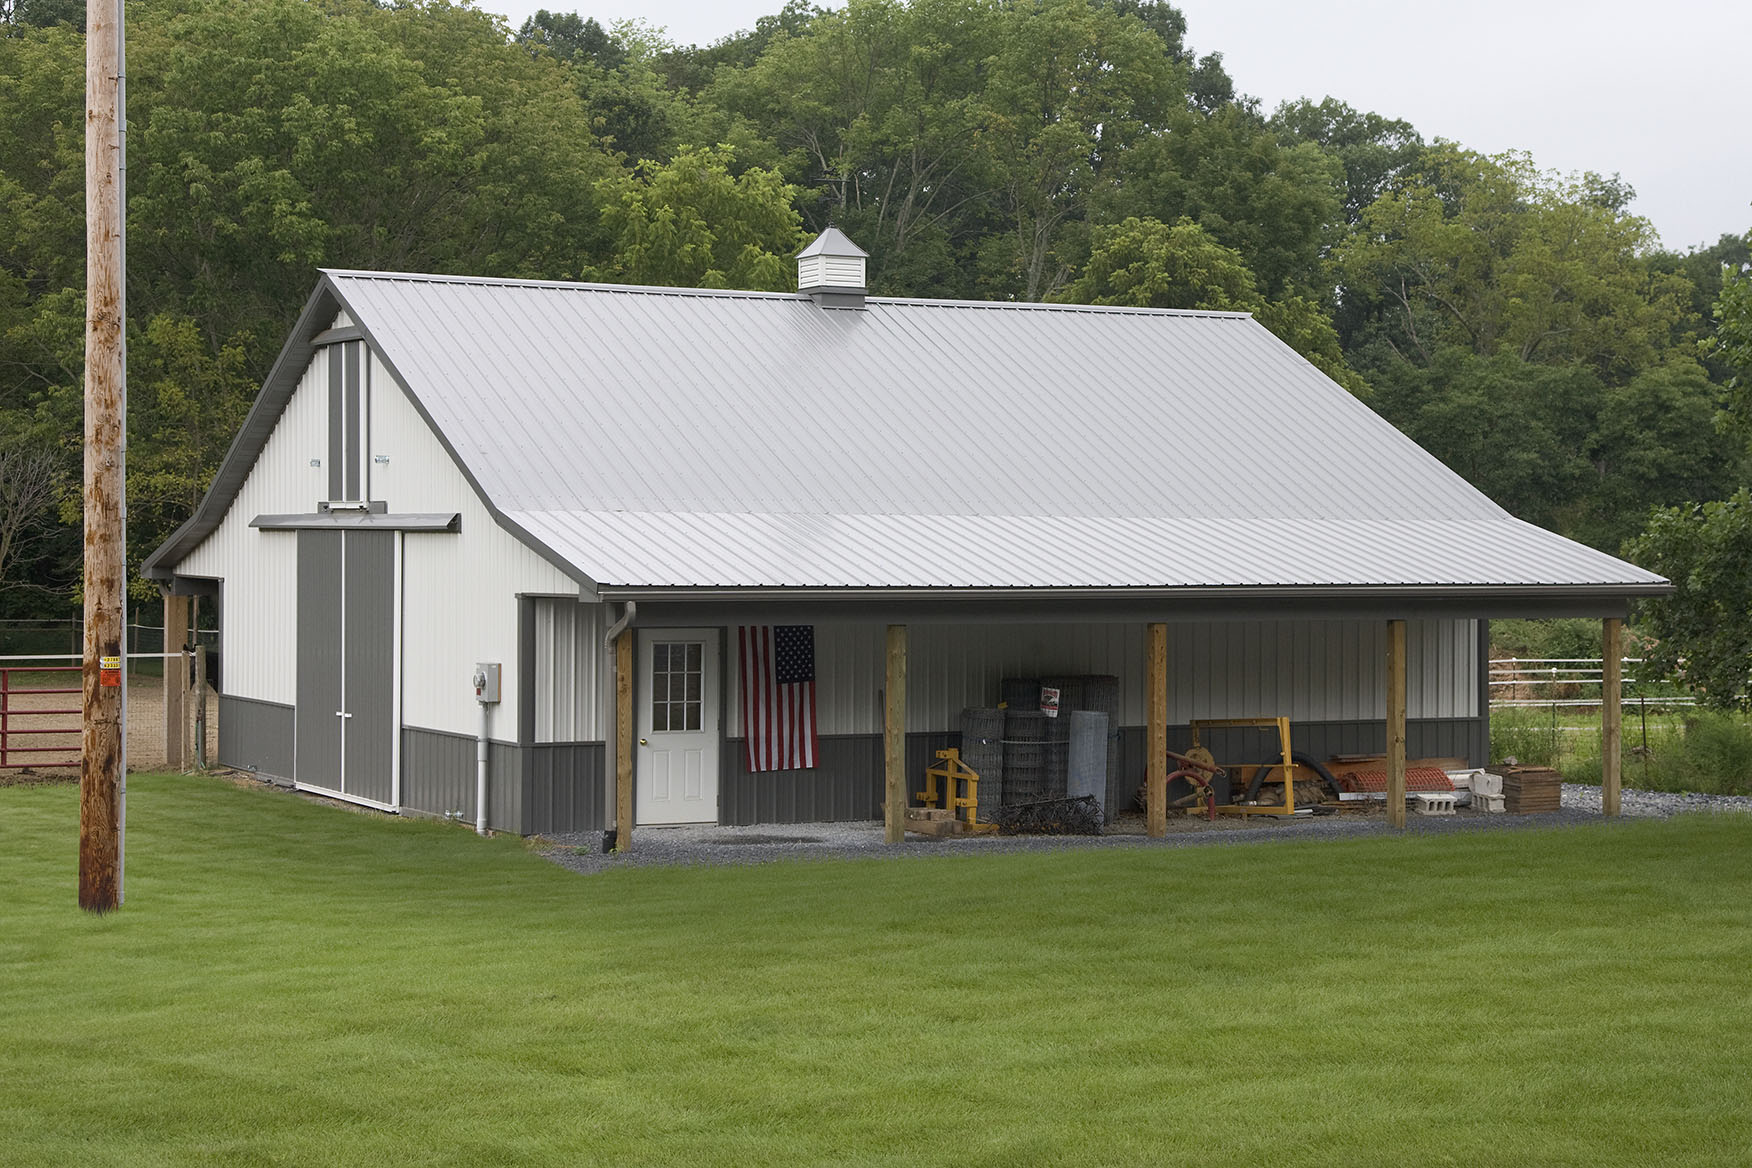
[536,784,1752,876]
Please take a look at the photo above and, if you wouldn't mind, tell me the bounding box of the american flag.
[739,625,818,772]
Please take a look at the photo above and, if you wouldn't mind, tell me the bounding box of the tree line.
[2,0,1749,691]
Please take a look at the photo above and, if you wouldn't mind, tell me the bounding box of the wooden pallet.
[1493,765,1563,813]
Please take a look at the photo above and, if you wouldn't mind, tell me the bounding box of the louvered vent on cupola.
[796,226,869,309]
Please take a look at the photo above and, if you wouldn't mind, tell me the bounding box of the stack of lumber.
[1490,765,1563,813]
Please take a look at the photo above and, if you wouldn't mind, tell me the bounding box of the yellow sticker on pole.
[100,655,121,687]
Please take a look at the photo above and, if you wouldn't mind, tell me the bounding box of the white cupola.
[796,226,869,309]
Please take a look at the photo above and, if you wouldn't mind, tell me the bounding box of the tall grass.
[1492,707,1752,795]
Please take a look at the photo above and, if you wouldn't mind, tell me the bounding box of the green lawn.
[3,776,1750,1167]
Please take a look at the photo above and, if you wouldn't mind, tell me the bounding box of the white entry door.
[636,630,720,825]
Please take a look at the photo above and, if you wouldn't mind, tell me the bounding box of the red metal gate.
[0,665,82,769]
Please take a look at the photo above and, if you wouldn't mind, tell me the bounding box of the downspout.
[602,601,636,835]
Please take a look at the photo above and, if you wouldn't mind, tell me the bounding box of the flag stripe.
[740,624,818,773]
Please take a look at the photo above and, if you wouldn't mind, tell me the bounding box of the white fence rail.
[1489,657,1696,711]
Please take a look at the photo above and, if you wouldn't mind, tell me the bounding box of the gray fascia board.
[250,512,461,532]
[595,583,1662,626]
[141,281,345,579]
[322,275,600,595]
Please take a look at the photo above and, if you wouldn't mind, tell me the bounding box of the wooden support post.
[1146,622,1168,838]
[884,624,907,844]
[79,0,126,913]
[1603,618,1623,818]
[614,630,634,852]
[1387,619,1407,829]
[162,591,188,770]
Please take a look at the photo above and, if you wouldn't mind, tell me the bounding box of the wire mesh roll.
[1042,675,1088,718]
[1000,677,1041,713]
[1081,675,1123,811]
[959,707,1005,816]
[1002,709,1047,803]
[1040,675,1080,798]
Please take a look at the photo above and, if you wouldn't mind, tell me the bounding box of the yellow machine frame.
[915,748,999,832]
[1190,716,1307,817]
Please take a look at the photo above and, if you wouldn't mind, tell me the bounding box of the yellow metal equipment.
[915,748,998,832]
[1190,716,1308,817]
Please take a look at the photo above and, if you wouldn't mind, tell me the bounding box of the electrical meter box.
[472,662,502,704]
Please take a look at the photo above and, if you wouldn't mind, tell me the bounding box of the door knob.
[639,737,648,745]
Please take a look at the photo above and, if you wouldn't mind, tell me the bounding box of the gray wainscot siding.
[720,716,1485,826]
[217,695,296,783]
[400,726,603,835]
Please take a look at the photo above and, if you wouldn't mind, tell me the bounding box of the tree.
[1269,97,1423,225]
[1574,358,1738,551]
[0,436,61,593]
[1060,216,1364,391]
[1626,492,1752,709]
[1707,231,1752,438]
[592,146,803,290]
[1108,103,1344,297]
[705,0,999,297]
[976,0,1184,301]
[1335,145,1691,381]
[1365,348,1599,532]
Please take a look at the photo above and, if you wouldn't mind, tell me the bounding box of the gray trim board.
[250,512,460,532]
[344,341,362,500]
[217,695,295,782]
[311,325,363,345]
[167,575,220,597]
[614,592,1641,627]
[327,343,343,501]
[1478,618,1493,763]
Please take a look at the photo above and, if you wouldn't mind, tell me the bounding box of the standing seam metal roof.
[152,268,1667,595]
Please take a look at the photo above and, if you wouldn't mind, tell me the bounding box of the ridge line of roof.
[318,269,1255,320]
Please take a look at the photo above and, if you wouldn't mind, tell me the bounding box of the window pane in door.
[652,640,704,736]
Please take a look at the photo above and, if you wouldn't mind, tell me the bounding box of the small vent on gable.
[796,226,869,309]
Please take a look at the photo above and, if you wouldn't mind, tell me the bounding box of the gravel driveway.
[536,783,1752,876]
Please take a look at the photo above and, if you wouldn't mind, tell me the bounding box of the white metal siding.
[372,351,579,736]
[727,619,1477,736]
[178,353,331,705]
[532,598,606,742]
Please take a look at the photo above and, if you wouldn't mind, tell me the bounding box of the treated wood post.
[1603,618,1622,817]
[1146,622,1168,838]
[1387,619,1407,829]
[162,591,187,770]
[79,0,126,913]
[615,630,633,852]
[884,624,907,844]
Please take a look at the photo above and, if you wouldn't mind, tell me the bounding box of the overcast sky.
[479,0,1751,253]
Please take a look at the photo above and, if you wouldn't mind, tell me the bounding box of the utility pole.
[80,0,126,913]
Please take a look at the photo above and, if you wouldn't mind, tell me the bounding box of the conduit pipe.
[476,700,490,837]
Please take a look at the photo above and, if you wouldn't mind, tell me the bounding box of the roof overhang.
[594,582,1669,627]
[250,511,460,532]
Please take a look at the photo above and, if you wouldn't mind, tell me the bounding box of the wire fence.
[0,619,217,678]
[1488,657,1696,713]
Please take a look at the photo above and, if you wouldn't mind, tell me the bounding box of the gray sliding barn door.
[295,529,396,805]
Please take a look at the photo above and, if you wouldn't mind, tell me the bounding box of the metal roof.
[796,225,868,258]
[147,268,1668,601]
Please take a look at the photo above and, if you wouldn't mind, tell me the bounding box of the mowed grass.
[3,777,1750,1167]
